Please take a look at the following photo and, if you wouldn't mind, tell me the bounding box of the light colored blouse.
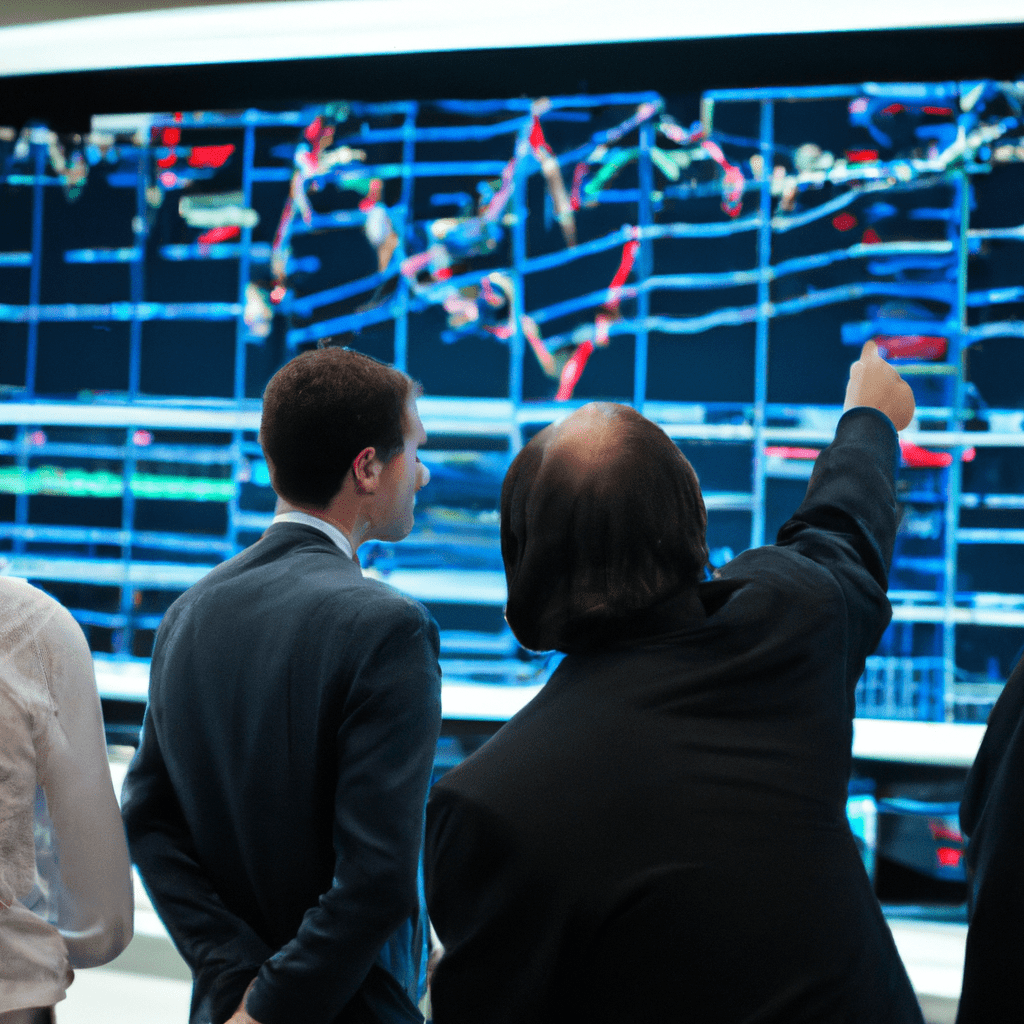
[0,577,133,1013]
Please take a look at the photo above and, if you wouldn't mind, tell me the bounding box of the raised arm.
[774,342,915,690]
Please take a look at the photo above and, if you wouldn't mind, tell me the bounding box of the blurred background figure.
[955,647,1024,1024]
[0,576,134,1024]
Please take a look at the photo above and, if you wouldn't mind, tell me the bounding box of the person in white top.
[0,576,134,1024]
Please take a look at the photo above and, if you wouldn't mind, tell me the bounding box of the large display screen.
[1,66,1022,727]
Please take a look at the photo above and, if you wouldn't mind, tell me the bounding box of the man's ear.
[351,446,382,494]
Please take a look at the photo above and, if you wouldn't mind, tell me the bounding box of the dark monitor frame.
[2,23,1023,131]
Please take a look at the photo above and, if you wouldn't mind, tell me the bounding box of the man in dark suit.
[122,347,442,1024]
[424,343,923,1024]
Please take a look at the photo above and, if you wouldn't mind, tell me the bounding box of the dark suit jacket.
[956,651,1024,1024]
[425,408,924,1024]
[122,522,442,1024]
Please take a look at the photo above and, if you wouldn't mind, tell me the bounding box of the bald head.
[501,402,709,653]
[547,401,624,451]
[524,403,639,504]
[534,402,631,477]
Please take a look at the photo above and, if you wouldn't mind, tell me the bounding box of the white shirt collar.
[272,510,355,561]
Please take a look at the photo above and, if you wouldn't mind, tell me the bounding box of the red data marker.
[187,144,236,169]
[197,226,240,245]
[874,335,947,361]
[900,440,976,468]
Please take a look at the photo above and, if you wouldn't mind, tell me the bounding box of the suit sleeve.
[243,600,442,1024]
[774,406,901,692]
[425,785,557,1024]
[122,618,276,1020]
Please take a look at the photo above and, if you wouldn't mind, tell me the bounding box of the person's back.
[138,525,438,960]
[425,342,924,1023]
[123,347,441,1024]
[429,551,914,1022]
[0,576,133,1024]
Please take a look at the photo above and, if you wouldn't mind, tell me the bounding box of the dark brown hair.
[260,347,416,508]
[501,403,708,652]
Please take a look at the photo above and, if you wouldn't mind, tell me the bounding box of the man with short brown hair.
[124,346,440,1024]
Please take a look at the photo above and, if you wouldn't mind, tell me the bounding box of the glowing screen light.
[0,0,1022,78]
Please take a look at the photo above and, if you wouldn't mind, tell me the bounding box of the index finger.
[860,339,880,362]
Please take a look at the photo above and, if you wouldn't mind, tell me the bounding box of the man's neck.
[274,498,360,554]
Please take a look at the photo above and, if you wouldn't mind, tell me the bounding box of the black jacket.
[426,408,923,1024]
[123,523,442,1024]
[956,650,1024,1024]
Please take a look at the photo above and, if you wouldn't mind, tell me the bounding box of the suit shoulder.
[348,572,435,625]
[717,544,844,619]
[311,573,442,669]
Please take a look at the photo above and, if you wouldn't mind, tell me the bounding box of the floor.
[54,901,966,1023]
[888,917,966,1023]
